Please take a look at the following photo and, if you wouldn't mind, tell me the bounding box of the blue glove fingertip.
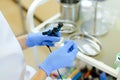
[42,41,54,47]
[55,32,61,37]
[46,36,61,42]
[64,40,74,48]
[64,40,74,44]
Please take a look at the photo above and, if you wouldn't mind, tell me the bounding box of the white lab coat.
[0,11,36,80]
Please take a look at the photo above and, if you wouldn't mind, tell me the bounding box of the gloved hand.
[26,31,61,47]
[39,40,78,76]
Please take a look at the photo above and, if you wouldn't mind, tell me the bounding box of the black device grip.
[42,22,63,36]
[60,0,80,4]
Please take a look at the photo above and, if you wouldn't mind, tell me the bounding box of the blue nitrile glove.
[39,40,78,76]
[26,32,61,47]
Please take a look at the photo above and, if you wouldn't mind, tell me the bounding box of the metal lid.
[69,33,102,56]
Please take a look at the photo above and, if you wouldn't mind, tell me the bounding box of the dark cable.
[46,46,63,80]
[57,69,63,80]
[47,45,52,52]
[43,23,64,79]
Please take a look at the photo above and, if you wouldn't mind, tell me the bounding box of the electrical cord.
[43,22,64,79]
[46,45,63,80]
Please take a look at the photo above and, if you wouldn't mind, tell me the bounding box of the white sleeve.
[0,11,23,59]
[0,11,26,80]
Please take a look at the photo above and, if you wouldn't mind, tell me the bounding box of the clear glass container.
[80,0,119,36]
